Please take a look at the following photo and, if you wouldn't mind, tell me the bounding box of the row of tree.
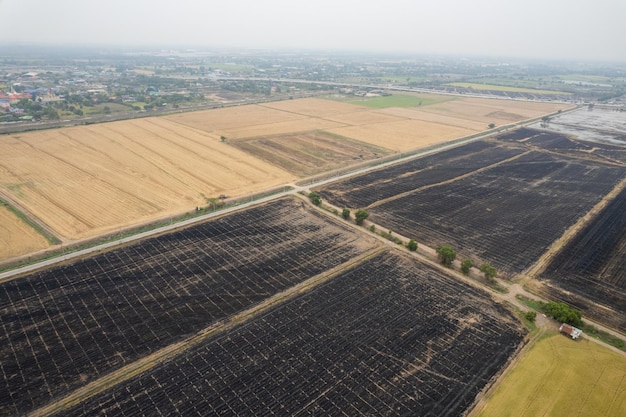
[307,192,584,329]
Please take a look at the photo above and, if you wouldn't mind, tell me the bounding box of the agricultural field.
[0,95,569,260]
[326,118,475,152]
[346,92,450,108]
[538,185,626,332]
[0,204,49,259]
[318,140,525,208]
[446,82,571,95]
[59,251,526,417]
[320,131,626,275]
[0,198,379,416]
[418,97,568,125]
[472,332,626,417]
[530,107,626,146]
[0,117,293,241]
[229,131,392,177]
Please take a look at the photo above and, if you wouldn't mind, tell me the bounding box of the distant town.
[1,46,625,132]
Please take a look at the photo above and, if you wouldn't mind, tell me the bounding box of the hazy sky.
[1,0,624,62]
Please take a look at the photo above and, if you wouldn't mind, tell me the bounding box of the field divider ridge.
[367,149,531,209]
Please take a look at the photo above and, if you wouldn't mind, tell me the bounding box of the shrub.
[341,208,350,220]
[354,209,369,225]
[479,263,497,281]
[461,259,473,274]
[308,192,322,206]
[407,239,418,252]
[524,311,537,322]
[436,245,456,267]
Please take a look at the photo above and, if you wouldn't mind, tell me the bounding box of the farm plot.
[530,107,626,146]
[538,186,626,332]
[327,118,475,152]
[0,204,49,259]
[164,104,307,132]
[371,151,626,274]
[420,97,569,125]
[0,118,292,241]
[60,251,526,417]
[230,130,392,177]
[261,97,371,117]
[321,138,626,275]
[496,126,626,166]
[318,140,526,208]
[473,332,626,417]
[0,198,378,416]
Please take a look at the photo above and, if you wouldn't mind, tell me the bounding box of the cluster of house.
[0,87,62,112]
[0,89,32,110]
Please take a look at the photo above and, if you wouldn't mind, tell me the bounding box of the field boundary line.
[525,175,626,278]
[26,246,385,417]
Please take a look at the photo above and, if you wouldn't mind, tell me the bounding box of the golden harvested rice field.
[0,205,49,259]
[420,97,567,125]
[327,119,475,152]
[0,118,293,241]
[0,94,570,258]
[472,333,626,417]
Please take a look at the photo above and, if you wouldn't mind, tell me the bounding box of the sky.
[1,0,625,62]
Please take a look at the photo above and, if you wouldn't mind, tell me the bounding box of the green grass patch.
[447,82,570,95]
[581,323,626,352]
[475,333,626,417]
[516,294,544,311]
[347,93,449,108]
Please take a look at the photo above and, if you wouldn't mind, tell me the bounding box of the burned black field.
[0,198,377,416]
[539,185,626,332]
[60,251,525,417]
[318,140,525,209]
[320,130,626,276]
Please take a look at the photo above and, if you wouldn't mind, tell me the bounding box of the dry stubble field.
[0,205,49,259]
[0,95,569,260]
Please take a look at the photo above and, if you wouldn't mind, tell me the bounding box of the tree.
[220,135,227,142]
[525,311,537,323]
[103,106,111,114]
[488,123,496,129]
[45,107,59,120]
[407,239,418,252]
[341,208,350,220]
[354,209,369,225]
[436,245,456,267]
[308,192,322,206]
[461,259,473,274]
[479,263,497,281]
[544,302,582,327]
